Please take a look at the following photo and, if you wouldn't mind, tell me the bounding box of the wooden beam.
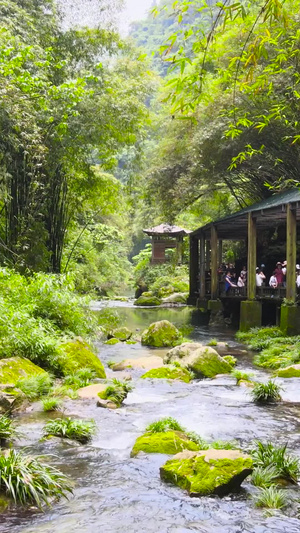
[189,236,199,299]
[247,212,257,300]
[199,233,206,299]
[286,203,297,302]
[205,240,210,270]
[211,225,218,300]
[218,239,223,266]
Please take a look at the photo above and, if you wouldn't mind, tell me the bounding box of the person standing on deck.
[256,268,265,287]
[274,262,284,286]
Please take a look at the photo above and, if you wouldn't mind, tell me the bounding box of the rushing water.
[1,302,300,533]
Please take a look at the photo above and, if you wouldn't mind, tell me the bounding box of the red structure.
[143,224,191,264]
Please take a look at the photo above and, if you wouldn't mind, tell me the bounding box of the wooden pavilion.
[143,224,191,265]
[188,189,300,334]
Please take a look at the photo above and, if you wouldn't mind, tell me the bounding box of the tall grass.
[0,415,18,445]
[16,374,53,400]
[43,418,96,443]
[251,381,282,404]
[254,485,287,509]
[251,441,300,483]
[99,379,133,407]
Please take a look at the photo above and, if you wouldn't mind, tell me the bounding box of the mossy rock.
[105,338,120,345]
[131,431,200,457]
[162,293,187,304]
[58,339,106,378]
[276,364,300,378]
[222,355,237,367]
[112,356,163,371]
[0,494,11,512]
[0,357,46,385]
[160,449,253,496]
[141,320,182,348]
[111,327,132,341]
[166,345,232,378]
[164,343,203,363]
[134,295,162,307]
[141,365,192,383]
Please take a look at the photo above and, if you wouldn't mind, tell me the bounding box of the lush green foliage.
[0,416,18,444]
[97,308,121,337]
[44,418,96,444]
[251,466,279,488]
[42,398,63,413]
[63,368,96,390]
[251,381,282,404]
[145,417,185,434]
[254,485,287,510]
[232,370,253,385]
[251,441,300,483]
[16,374,53,401]
[0,449,72,508]
[99,379,133,407]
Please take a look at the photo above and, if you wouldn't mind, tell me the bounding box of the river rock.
[112,356,164,371]
[0,356,46,384]
[78,384,107,399]
[141,320,182,348]
[277,364,300,378]
[110,327,132,341]
[165,345,232,378]
[164,343,203,363]
[0,390,25,413]
[97,398,118,409]
[162,293,187,304]
[58,338,106,378]
[141,365,192,383]
[131,431,200,457]
[160,449,253,497]
[134,295,162,306]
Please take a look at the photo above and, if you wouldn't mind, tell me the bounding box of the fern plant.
[251,381,282,403]
[43,418,96,444]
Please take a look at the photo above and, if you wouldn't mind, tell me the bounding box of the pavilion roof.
[143,223,191,237]
[191,188,300,240]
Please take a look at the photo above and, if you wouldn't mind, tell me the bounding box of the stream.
[1,301,300,533]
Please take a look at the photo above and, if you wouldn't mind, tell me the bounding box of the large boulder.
[134,295,161,307]
[160,449,253,497]
[57,339,106,378]
[131,431,200,457]
[165,344,232,378]
[0,390,25,414]
[112,356,164,371]
[277,364,300,378]
[0,357,46,385]
[162,293,187,304]
[164,343,203,363]
[141,320,182,348]
[141,365,192,383]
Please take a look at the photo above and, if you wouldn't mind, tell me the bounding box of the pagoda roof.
[143,223,191,237]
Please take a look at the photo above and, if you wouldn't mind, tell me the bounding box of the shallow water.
[1,302,300,533]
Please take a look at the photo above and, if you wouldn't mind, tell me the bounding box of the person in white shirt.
[269,272,278,288]
[296,266,300,288]
[256,268,266,287]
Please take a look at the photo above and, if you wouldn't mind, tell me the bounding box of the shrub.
[97,308,121,336]
[43,418,96,444]
[251,465,279,488]
[99,379,133,407]
[251,441,300,483]
[42,397,62,412]
[145,417,185,434]
[254,485,287,509]
[0,415,18,445]
[63,368,96,390]
[0,449,72,508]
[16,374,53,400]
[232,370,253,384]
[251,381,282,404]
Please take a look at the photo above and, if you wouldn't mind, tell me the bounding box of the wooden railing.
[201,279,288,300]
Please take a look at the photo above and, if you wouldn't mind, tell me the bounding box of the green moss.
[160,455,253,496]
[131,431,200,457]
[57,340,106,378]
[277,365,300,378]
[126,340,137,345]
[134,295,162,306]
[0,357,46,385]
[254,343,300,370]
[191,349,232,378]
[104,338,120,345]
[111,327,132,341]
[222,355,237,367]
[141,320,182,348]
[0,495,11,511]
[141,365,193,383]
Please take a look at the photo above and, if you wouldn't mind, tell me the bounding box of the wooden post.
[247,212,257,300]
[199,233,206,298]
[175,236,183,265]
[218,239,223,267]
[205,240,210,270]
[211,225,218,300]
[286,203,297,302]
[189,236,199,299]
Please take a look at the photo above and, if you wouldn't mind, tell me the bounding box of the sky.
[121,0,154,33]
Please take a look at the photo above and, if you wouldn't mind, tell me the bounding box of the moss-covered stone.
[112,356,164,371]
[222,355,237,367]
[141,365,192,383]
[104,338,120,345]
[141,320,182,348]
[166,345,232,378]
[0,494,11,512]
[164,343,203,363]
[162,293,187,304]
[134,295,162,307]
[160,449,253,496]
[131,431,200,457]
[111,327,132,341]
[58,339,106,378]
[276,364,300,378]
[0,357,46,385]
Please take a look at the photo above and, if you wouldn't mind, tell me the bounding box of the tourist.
[282,260,287,287]
[225,270,237,293]
[240,265,247,282]
[237,272,245,287]
[274,262,284,286]
[296,265,300,288]
[256,268,266,287]
[269,271,278,288]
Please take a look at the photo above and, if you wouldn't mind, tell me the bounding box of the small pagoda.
[143,223,191,265]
